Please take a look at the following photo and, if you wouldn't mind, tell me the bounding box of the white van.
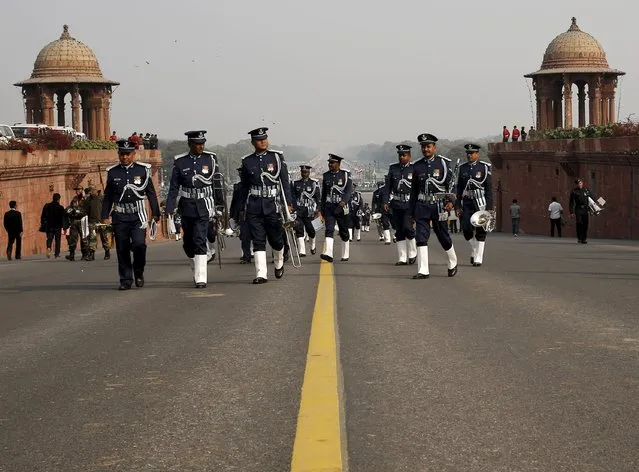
[11,123,49,141]
[0,124,15,143]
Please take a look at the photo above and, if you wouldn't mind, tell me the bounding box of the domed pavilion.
[14,25,118,140]
[524,17,624,130]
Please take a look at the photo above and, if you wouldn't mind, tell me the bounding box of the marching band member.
[166,130,224,288]
[320,154,353,262]
[229,166,252,263]
[292,165,321,257]
[371,180,391,243]
[382,144,417,265]
[348,183,363,242]
[101,139,160,290]
[409,133,458,279]
[456,143,493,266]
[239,127,293,284]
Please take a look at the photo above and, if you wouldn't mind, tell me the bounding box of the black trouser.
[461,199,487,242]
[7,233,21,259]
[390,207,415,242]
[575,211,589,241]
[240,220,251,258]
[182,215,209,257]
[511,217,520,235]
[248,212,284,252]
[46,228,62,256]
[113,219,147,283]
[550,218,562,237]
[207,219,217,244]
[380,213,391,230]
[324,204,350,241]
[449,219,458,233]
[349,213,361,230]
[295,216,316,239]
[414,202,452,250]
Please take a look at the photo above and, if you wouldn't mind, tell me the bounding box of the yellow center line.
[291,260,346,472]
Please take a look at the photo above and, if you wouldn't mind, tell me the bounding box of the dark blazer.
[41,201,65,230]
[4,209,23,235]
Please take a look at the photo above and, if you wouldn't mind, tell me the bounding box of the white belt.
[249,186,279,197]
[391,193,410,202]
[114,202,141,213]
[328,196,342,203]
[179,187,213,200]
[417,193,440,203]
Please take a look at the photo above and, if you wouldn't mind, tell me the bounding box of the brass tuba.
[470,210,496,232]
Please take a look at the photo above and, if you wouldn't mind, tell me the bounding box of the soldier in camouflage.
[81,186,103,261]
[64,187,86,261]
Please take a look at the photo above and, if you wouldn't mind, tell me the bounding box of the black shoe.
[118,283,132,291]
[253,277,268,284]
[384,242,391,245]
[408,257,417,265]
[300,253,307,257]
[448,265,458,277]
[104,249,110,260]
[135,276,144,288]
[341,257,349,262]
[582,240,588,244]
[470,256,474,265]
[395,261,408,266]
[311,248,316,255]
[240,257,249,264]
[65,254,75,261]
[412,274,429,279]
[275,265,284,279]
[473,262,482,267]
[195,282,207,289]
[320,254,334,263]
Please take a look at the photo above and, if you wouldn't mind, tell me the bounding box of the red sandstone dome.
[528,17,624,75]
[15,25,118,85]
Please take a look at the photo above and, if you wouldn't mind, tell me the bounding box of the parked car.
[11,123,49,141]
[0,124,15,143]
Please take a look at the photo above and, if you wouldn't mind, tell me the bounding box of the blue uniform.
[456,160,492,242]
[292,177,321,239]
[348,190,363,231]
[101,161,160,284]
[239,149,291,252]
[166,151,223,258]
[409,154,454,250]
[371,188,391,230]
[320,169,353,242]
[382,162,415,241]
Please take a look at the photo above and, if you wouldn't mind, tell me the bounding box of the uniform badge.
[475,171,482,178]
[307,186,312,192]
[338,179,343,185]
[433,169,440,177]
[202,165,210,174]
[407,173,413,180]
[133,176,142,185]
[267,163,275,172]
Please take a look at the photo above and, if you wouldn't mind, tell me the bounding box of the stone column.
[609,94,616,123]
[577,83,586,127]
[103,96,111,141]
[40,88,55,126]
[96,102,105,141]
[563,76,573,129]
[56,91,66,127]
[89,106,97,140]
[71,87,81,132]
[554,96,563,129]
[539,99,548,129]
[602,97,610,124]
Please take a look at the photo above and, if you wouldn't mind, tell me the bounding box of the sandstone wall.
[0,149,164,257]
[489,137,639,239]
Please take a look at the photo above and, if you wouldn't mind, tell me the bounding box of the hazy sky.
[0,0,636,148]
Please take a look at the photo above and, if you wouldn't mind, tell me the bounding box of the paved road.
[1,231,638,471]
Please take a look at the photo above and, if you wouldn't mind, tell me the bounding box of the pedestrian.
[101,139,161,290]
[521,127,527,141]
[569,178,594,244]
[41,193,65,258]
[3,200,23,260]
[510,198,520,236]
[502,126,510,143]
[512,126,520,142]
[548,196,563,237]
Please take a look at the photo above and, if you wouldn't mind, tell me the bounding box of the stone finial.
[60,24,71,40]
[568,17,580,31]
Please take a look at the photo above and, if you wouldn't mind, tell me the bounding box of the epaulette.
[174,152,188,160]
[202,150,217,157]
[106,163,118,171]
[459,161,470,167]
[136,161,152,168]
[480,160,492,166]
[268,149,283,155]
[439,155,451,162]
[241,153,253,160]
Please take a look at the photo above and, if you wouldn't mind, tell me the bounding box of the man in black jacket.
[41,193,66,258]
[569,178,594,244]
[4,201,23,260]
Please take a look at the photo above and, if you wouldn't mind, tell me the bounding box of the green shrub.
[538,122,639,140]
[71,140,118,150]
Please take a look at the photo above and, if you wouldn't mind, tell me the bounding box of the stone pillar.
[563,76,573,129]
[539,99,548,129]
[89,106,97,140]
[56,91,66,127]
[40,88,55,126]
[71,87,81,132]
[577,83,586,127]
[96,103,104,141]
[609,94,616,123]
[82,103,89,137]
[554,96,563,129]
[602,97,610,124]
[590,76,603,125]
[103,96,111,141]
